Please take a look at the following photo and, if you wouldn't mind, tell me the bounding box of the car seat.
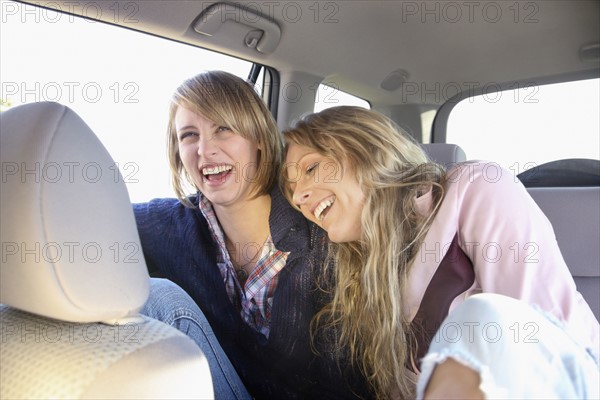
[519,159,600,320]
[0,102,214,399]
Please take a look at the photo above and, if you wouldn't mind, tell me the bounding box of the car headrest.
[517,158,600,187]
[1,102,149,323]
[421,143,467,166]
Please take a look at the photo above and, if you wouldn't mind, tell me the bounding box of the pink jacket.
[405,161,599,355]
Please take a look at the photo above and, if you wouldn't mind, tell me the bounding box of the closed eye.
[306,162,319,176]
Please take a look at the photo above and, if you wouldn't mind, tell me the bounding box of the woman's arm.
[452,161,598,352]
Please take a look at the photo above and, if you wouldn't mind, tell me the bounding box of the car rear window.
[446,78,599,174]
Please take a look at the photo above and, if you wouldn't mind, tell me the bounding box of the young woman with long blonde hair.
[283,106,599,399]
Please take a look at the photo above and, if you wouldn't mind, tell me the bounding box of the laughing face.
[176,106,260,208]
[285,142,365,243]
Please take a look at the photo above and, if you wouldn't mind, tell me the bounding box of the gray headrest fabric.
[1,102,149,322]
[421,143,467,166]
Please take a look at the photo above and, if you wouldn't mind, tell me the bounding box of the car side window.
[445,78,599,174]
[0,0,254,201]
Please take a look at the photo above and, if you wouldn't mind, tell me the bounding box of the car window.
[446,78,600,174]
[313,83,370,112]
[0,0,254,202]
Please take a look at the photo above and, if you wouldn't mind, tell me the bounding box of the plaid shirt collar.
[198,194,288,338]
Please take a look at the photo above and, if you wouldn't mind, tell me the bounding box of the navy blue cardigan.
[133,188,371,399]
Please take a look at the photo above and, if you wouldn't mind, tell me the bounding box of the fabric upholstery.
[421,143,467,166]
[527,187,600,319]
[1,102,148,322]
[0,102,214,399]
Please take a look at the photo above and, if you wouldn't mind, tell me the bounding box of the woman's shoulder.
[134,195,198,212]
[443,160,524,196]
[268,186,325,254]
[269,186,306,226]
[445,160,513,183]
[133,195,205,227]
[438,160,538,229]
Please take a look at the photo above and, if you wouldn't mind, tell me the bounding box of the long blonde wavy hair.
[282,106,446,399]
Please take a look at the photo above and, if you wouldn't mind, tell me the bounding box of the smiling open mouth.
[202,165,233,183]
[314,196,335,221]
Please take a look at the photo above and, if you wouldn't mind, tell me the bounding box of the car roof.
[22,0,600,106]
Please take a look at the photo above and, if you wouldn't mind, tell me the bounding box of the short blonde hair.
[167,71,282,206]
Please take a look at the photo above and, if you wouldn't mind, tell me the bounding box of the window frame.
[432,70,600,145]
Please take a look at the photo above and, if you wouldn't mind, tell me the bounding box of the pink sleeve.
[452,161,599,353]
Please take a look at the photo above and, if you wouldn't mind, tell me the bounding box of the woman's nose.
[292,183,311,206]
[197,135,217,157]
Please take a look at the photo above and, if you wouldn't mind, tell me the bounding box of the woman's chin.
[327,225,362,244]
[327,230,350,244]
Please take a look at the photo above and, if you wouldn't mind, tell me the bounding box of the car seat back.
[1,102,213,399]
